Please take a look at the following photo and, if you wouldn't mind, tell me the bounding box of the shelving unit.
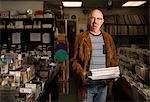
[55,19,77,95]
[104,15,148,47]
[0,17,55,52]
[0,51,60,101]
[117,46,150,102]
[0,53,39,101]
[104,15,149,101]
[0,10,59,101]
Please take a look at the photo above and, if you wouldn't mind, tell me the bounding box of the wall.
[0,1,43,13]
[63,8,88,34]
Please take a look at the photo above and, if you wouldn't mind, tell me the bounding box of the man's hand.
[81,71,89,86]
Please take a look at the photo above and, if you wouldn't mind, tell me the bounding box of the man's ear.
[102,19,104,24]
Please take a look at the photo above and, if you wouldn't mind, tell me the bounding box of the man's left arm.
[109,35,119,66]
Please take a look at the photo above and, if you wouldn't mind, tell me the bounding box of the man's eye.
[97,18,103,20]
[90,17,94,20]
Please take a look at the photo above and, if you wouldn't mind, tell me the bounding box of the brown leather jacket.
[71,30,119,100]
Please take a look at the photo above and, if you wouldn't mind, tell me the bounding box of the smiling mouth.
[93,23,98,26]
[93,25,97,28]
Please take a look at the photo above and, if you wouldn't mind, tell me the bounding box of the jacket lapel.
[101,31,111,66]
[83,31,92,54]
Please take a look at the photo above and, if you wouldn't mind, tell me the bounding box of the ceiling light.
[62,1,82,7]
[122,1,147,7]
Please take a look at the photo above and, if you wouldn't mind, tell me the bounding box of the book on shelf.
[117,15,125,24]
[105,15,116,24]
[124,15,130,24]
[120,25,128,35]
[133,15,141,24]
[105,15,148,36]
[139,15,147,24]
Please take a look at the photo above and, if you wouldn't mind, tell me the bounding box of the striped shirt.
[89,33,106,71]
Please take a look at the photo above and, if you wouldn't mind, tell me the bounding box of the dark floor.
[51,77,133,102]
[52,78,77,102]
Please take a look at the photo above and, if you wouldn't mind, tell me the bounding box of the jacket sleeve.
[71,34,84,76]
[109,35,119,66]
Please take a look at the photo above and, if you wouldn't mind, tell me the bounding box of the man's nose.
[93,18,96,22]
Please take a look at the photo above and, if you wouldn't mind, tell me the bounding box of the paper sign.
[42,33,50,43]
[30,33,41,41]
[12,33,21,44]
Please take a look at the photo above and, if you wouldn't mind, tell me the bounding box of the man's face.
[89,9,104,32]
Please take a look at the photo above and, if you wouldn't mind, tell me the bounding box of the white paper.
[19,88,32,93]
[1,64,8,74]
[42,33,50,43]
[88,66,120,80]
[12,33,21,44]
[25,83,37,93]
[18,54,22,60]
[30,33,41,41]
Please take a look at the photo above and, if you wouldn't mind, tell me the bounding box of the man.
[71,8,119,102]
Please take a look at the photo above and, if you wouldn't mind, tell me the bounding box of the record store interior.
[0,0,149,102]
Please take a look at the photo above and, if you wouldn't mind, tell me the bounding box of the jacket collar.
[81,31,92,53]
[81,29,110,51]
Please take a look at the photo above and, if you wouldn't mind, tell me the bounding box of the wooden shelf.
[0,17,55,52]
[104,15,148,47]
